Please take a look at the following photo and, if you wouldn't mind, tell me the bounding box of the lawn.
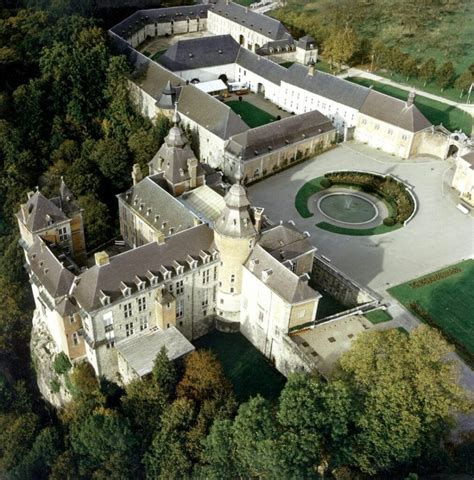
[388,260,474,362]
[294,176,327,218]
[364,309,392,324]
[193,330,285,402]
[151,49,167,62]
[347,76,472,135]
[225,100,277,128]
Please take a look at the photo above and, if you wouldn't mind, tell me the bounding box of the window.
[139,317,148,331]
[213,267,217,281]
[58,227,68,242]
[258,310,264,322]
[202,269,210,285]
[176,280,184,295]
[177,299,184,319]
[72,332,79,346]
[374,124,380,130]
[138,296,147,312]
[105,324,114,333]
[125,322,134,337]
[230,287,235,293]
[230,274,235,283]
[124,303,133,318]
[202,291,209,309]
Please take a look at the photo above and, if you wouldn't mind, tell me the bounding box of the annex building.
[108,0,446,186]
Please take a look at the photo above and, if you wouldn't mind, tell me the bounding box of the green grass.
[316,221,402,236]
[347,77,473,135]
[364,309,393,324]
[226,100,277,128]
[388,260,474,360]
[151,49,167,62]
[315,59,347,75]
[294,176,327,218]
[234,0,254,5]
[194,331,285,402]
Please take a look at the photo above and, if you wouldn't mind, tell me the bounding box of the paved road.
[339,67,474,117]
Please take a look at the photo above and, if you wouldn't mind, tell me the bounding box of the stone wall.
[410,129,448,159]
[311,255,378,308]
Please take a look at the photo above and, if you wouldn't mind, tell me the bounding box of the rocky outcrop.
[30,310,72,408]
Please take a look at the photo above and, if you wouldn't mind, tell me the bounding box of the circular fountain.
[317,192,379,225]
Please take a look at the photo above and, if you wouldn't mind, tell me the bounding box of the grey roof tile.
[236,48,287,85]
[21,191,69,232]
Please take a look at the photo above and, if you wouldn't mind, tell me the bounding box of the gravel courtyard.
[248,142,474,298]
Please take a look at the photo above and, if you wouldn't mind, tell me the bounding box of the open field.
[271,0,474,75]
[347,77,472,134]
[194,330,285,401]
[226,100,277,128]
[388,260,474,360]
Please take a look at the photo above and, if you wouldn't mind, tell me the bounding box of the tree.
[386,47,406,75]
[436,61,455,91]
[338,326,469,474]
[401,55,418,80]
[419,58,437,86]
[77,194,114,249]
[455,69,473,97]
[323,26,359,71]
[152,346,178,398]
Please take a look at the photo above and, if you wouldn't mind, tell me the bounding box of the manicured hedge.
[325,172,414,223]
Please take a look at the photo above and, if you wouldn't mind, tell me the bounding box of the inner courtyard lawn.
[194,331,285,401]
[347,77,472,135]
[388,260,474,360]
[226,100,277,128]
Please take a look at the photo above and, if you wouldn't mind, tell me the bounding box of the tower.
[214,171,258,325]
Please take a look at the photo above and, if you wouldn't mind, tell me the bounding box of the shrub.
[383,216,395,226]
[320,178,332,189]
[51,378,61,393]
[53,352,72,375]
[409,267,461,289]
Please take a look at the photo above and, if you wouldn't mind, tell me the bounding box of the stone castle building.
[19,113,331,385]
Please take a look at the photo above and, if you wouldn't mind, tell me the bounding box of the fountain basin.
[317,192,379,225]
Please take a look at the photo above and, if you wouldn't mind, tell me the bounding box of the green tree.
[401,55,418,80]
[323,26,359,71]
[338,326,469,474]
[455,69,473,97]
[419,58,437,86]
[77,194,114,249]
[436,61,455,91]
[152,346,178,398]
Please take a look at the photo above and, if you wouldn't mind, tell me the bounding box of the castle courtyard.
[248,142,474,297]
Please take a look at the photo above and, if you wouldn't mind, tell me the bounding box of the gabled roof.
[27,237,76,299]
[245,244,319,304]
[210,0,291,41]
[226,110,335,162]
[73,224,216,312]
[460,151,474,167]
[236,48,287,85]
[117,175,198,236]
[159,34,240,71]
[20,191,69,232]
[283,63,370,110]
[178,84,248,139]
[359,90,432,132]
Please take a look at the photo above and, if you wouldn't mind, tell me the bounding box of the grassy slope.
[347,77,472,134]
[226,100,277,128]
[194,331,285,402]
[388,260,474,357]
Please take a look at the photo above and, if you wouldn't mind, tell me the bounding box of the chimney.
[308,64,315,76]
[187,158,198,189]
[132,164,143,185]
[94,251,110,267]
[254,207,264,233]
[262,268,273,283]
[406,89,416,107]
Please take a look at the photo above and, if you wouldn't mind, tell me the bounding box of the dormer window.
[160,266,171,280]
[99,290,111,306]
[45,214,54,226]
[200,250,210,264]
[146,270,159,286]
[186,255,198,269]
[135,276,146,291]
[120,281,132,297]
[173,261,184,276]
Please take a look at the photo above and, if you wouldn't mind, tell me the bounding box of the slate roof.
[179,185,226,224]
[20,191,69,232]
[284,63,370,110]
[159,34,240,71]
[116,327,195,377]
[110,5,212,37]
[73,224,216,312]
[245,244,319,304]
[256,38,295,55]
[210,0,291,41]
[359,90,432,132]
[461,151,474,167]
[236,48,287,85]
[226,110,335,161]
[27,237,76,299]
[178,84,248,139]
[258,223,316,263]
[134,61,184,100]
[117,175,198,236]
[297,35,316,50]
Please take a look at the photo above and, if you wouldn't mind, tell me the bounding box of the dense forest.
[0,1,473,478]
